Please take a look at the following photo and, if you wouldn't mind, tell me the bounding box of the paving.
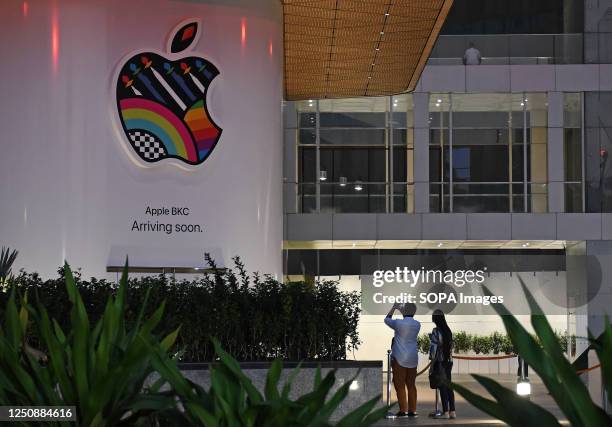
[372,374,566,426]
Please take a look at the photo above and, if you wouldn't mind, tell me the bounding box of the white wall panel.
[0,0,283,278]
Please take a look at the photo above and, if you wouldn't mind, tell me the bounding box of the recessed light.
[437,98,442,103]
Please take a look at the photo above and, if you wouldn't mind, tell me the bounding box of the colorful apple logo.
[116,19,221,166]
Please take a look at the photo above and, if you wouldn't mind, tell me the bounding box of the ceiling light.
[354,181,363,191]
[319,170,327,181]
[380,31,385,35]
[437,242,444,248]
[339,176,347,187]
[437,98,442,103]
[385,12,390,16]
[375,47,380,51]
[522,242,530,247]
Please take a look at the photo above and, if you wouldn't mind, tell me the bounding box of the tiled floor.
[372,374,566,426]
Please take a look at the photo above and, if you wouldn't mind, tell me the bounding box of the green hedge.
[417,330,575,355]
[1,257,361,362]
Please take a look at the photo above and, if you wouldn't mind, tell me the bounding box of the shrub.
[472,335,493,355]
[453,331,472,353]
[418,334,431,354]
[2,257,361,362]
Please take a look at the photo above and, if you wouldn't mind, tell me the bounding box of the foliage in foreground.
[4,256,361,362]
[452,276,612,427]
[0,246,18,284]
[0,261,179,426]
[0,251,385,426]
[147,338,388,427]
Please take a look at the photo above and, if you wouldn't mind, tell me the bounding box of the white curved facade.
[0,0,283,278]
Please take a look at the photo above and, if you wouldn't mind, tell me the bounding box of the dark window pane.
[320,112,385,128]
[320,129,385,145]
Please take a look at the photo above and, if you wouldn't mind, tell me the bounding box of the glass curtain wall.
[585,92,612,212]
[429,92,548,213]
[295,95,414,213]
[563,93,584,212]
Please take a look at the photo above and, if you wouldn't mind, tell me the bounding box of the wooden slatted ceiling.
[282,0,453,100]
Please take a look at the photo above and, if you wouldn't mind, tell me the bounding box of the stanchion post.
[385,349,396,419]
[386,349,391,407]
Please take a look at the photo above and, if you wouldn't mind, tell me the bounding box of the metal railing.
[285,181,414,214]
[428,33,583,65]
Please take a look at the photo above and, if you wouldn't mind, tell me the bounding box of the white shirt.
[384,316,421,368]
[463,47,481,65]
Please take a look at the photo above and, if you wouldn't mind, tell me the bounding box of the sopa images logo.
[114,19,222,167]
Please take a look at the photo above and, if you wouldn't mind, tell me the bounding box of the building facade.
[283,0,611,404]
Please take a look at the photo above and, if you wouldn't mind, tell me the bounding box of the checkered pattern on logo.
[128,130,167,160]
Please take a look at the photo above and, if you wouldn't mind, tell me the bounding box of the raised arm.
[384,302,399,329]
[386,302,399,318]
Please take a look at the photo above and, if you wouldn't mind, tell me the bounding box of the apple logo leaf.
[169,20,200,54]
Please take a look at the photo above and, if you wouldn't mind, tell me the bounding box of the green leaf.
[518,277,608,426]
[281,362,302,399]
[471,374,562,426]
[336,394,383,427]
[211,338,263,404]
[5,290,23,348]
[160,327,180,352]
[452,381,520,425]
[264,359,282,400]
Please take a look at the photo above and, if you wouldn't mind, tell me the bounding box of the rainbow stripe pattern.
[184,100,221,159]
[120,98,198,163]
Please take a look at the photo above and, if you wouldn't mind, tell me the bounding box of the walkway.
[372,374,566,426]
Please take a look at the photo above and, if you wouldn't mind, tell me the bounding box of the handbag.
[428,360,447,389]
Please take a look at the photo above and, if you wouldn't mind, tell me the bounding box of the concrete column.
[413,92,430,213]
[547,92,565,212]
[283,101,298,214]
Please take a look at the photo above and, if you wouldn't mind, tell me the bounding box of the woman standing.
[431,309,456,419]
[384,302,420,418]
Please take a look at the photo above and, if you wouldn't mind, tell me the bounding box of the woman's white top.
[384,316,421,368]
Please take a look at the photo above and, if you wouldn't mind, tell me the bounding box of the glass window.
[429,92,549,213]
[295,95,414,213]
[564,93,583,212]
